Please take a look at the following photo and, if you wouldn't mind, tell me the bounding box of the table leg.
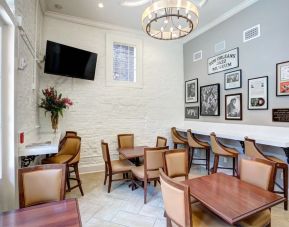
[135,157,140,166]
[283,147,289,164]
[21,155,36,168]
[240,141,245,154]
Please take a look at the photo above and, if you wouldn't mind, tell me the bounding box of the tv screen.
[44,41,97,80]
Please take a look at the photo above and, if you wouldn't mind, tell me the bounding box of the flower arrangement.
[39,87,73,132]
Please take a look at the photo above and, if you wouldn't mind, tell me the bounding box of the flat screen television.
[44,41,97,80]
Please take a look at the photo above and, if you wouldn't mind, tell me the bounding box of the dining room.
[0,0,289,226]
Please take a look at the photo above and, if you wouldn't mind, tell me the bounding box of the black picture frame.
[185,106,199,119]
[248,76,269,110]
[276,61,289,96]
[207,47,239,75]
[200,83,220,116]
[224,69,242,90]
[225,93,243,120]
[185,79,198,103]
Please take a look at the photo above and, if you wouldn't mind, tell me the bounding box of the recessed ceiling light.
[54,4,63,10]
[98,2,104,8]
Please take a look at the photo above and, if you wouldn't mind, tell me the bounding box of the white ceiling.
[41,0,258,39]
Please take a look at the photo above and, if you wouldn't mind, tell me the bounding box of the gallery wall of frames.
[183,0,289,126]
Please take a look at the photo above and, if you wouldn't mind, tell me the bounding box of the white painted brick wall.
[40,16,184,172]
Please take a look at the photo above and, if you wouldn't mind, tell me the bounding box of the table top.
[177,121,289,147]
[182,173,284,224]
[0,199,82,227]
[117,146,148,159]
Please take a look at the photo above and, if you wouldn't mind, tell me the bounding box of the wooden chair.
[187,129,211,175]
[18,164,66,208]
[118,134,134,160]
[236,158,276,227]
[131,146,169,204]
[159,168,231,227]
[210,132,239,176]
[163,149,189,181]
[244,137,288,210]
[101,140,134,193]
[156,136,167,147]
[59,131,78,150]
[171,127,187,149]
[42,136,84,196]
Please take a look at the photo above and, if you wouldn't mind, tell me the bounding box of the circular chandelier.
[142,0,199,40]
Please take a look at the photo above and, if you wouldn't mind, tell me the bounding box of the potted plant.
[39,87,73,132]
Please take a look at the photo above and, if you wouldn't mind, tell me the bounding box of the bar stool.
[210,132,239,176]
[171,127,187,149]
[244,137,288,210]
[187,129,211,175]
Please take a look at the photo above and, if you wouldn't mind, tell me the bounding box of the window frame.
[106,34,143,88]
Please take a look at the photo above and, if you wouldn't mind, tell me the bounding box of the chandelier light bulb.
[178,25,182,30]
[164,19,168,24]
[161,27,164,32]
[170,27,173,32]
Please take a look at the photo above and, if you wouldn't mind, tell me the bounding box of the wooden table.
[182,173,285,224]
[118,146,148,165]
[0,199,82,227]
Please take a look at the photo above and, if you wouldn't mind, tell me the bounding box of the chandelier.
[142,0,199,40]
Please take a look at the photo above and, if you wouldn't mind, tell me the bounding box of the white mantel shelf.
[18,132,61,157]
[177,121,289,163]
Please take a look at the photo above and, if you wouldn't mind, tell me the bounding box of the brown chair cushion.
[111,160,133,173]
[42,155,73,164]
[22,169,62,207]
[132,165,159,179]
[236,209,270,227]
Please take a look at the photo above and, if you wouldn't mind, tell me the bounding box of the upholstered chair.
[171,127,187,149]
[156,136,167,147]
[163,149,189,181]
[187,129,211,175]
[236,158,276,227]
[117,134,134,160]
[101,140,134,193]
[42,136,84,196]
[244,137,288,210]
[210,132,239,176]
[58,131,78,150]
[18,164,66,208]
[159,168,231,227]
[131,146,169,204]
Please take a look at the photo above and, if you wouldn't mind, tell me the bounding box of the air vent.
[215,41,226,53]
[243,24,260,42]
[193,50,202,62]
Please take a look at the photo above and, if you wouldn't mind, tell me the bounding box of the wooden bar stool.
[187,129,211,175]
[210,132,239,176]
[244,137,288,210]
[171,127,187,149]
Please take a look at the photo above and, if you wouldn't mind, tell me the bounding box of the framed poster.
[185,106,199,119]
[200,83,220,116]
[272,109,289,122]
[208,48,239,75]
[185,79,198,103]
[248,76,268,110]
[225,93,242,120]
[276,61,289,96]
[224,70,242,90]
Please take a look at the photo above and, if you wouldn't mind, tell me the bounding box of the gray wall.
[184,0,289,126]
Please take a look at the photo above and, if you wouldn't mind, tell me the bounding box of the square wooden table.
[182,173,285,224]
[117,146,148,165]
[0,199,82,227]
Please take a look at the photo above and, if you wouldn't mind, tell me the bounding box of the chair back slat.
[118,134,134,149]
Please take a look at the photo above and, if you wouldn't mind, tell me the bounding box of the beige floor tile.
[111,211,156,227]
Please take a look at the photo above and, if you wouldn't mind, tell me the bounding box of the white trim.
[182,0,260,43]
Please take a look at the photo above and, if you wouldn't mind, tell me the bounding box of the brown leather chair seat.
[111,160,134,173]
[131,165,159,179]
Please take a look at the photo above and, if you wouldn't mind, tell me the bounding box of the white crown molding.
[181,0,260,44]
[44,11,145,37]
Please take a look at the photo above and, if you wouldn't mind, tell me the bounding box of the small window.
[106,34,143,88]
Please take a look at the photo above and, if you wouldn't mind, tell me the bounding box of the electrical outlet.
[224,157,228,163]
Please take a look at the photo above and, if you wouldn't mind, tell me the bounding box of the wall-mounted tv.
[44,41,97,80]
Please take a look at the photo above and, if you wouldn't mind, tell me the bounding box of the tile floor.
[66,166,289,227]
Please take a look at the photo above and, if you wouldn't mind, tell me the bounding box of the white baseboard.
[79,163,105,174]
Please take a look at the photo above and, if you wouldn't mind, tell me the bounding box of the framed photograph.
[185,107,199,119]
[185,79,198,103]
[248,76,268,110]
[200,83,220,116]
[276,61,289,96]
[225,93,242,120]
[224,70,242,90]
[208,48,239,75]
